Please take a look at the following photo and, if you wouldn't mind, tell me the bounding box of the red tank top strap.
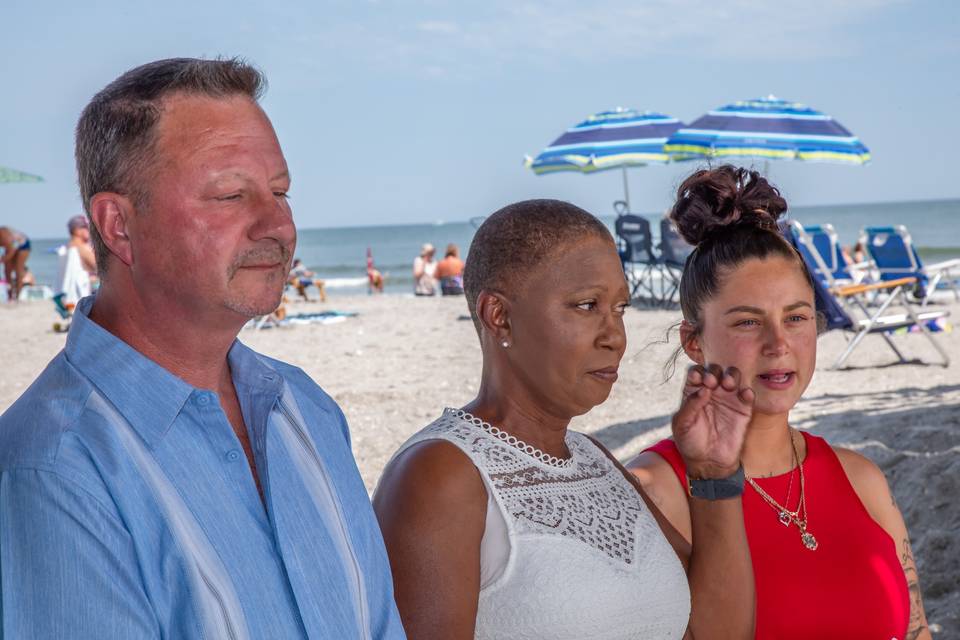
[643,439,688,488]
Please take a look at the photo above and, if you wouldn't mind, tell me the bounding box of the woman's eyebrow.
[724,305,764,315]
[724,301,813,315]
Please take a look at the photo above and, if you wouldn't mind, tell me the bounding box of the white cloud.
[435,0,911,61]
[277,0,913,77]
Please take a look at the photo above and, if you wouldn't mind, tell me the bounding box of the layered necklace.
[746,429,819,551]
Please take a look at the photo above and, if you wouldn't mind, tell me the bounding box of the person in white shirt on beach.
[56,214,98,307]
[413,242,438,296]
[375,199,756,640]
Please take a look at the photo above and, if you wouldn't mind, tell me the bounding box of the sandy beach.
[2,293,958,632]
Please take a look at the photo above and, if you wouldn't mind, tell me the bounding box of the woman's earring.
[501,340,510,348]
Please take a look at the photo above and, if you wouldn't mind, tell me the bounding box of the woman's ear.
[679,320,705,365]
[475,290,511,346]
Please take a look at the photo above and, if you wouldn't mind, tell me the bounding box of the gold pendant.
[801,531,818,551]
[778,511,791,526]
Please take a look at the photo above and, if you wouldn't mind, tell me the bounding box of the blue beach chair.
[783,222,950,369]
[862,226,960,306]
[615,211,663,305]
[659,217,693,304]
[825,277,950,369]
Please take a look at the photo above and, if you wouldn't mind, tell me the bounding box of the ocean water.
[16,198,960,296]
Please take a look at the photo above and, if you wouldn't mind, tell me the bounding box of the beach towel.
[284,311,358,326]
[248,310,359,330]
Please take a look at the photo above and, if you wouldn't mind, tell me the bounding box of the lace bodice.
[394,409,690,640]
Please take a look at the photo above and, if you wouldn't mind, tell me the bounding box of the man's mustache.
[227,244,291,279]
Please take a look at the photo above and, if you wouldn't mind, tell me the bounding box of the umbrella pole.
[621,167,631,212]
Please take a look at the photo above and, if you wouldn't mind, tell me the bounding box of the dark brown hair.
[75,57,265,276]
[463,199,613,335]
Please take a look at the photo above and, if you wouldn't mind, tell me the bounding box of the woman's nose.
[763,324,789,357]
[598,314,627,353]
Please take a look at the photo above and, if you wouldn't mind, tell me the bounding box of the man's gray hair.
[75,57,266,275]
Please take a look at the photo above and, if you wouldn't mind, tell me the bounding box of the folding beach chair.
[825,278,950,369]
[615,212,663,305]
[783,223,950,369]
[862,225,960,306]
[658,217,693,305]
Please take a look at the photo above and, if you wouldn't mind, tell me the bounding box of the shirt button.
[196,394,211,406]
[226,450,241,462]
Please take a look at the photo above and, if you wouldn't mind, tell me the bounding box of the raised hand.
[672,364,754,479]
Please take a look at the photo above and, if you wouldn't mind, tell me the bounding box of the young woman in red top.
[627,165,930,640]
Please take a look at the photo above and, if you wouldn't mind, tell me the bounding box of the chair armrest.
[833,277,916,298]
[923,258,960,273]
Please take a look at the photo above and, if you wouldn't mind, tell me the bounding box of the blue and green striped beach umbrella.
[0,166,44,183]
[665,96,870,165]
[526,108,684,211]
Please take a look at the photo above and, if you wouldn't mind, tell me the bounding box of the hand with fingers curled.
[672,363,755,481]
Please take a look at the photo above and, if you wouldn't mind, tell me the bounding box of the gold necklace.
[746,430,819,551]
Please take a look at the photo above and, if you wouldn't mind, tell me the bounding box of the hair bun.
[670,165,787,246]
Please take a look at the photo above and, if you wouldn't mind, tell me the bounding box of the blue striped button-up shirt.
[0,297,405,639]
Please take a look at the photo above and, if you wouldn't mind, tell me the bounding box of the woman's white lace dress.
[393,408,690,640]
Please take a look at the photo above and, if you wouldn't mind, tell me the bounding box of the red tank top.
[646,433,909,639]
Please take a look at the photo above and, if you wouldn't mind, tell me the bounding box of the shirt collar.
[65,296,282,448]
[227,340,285,395]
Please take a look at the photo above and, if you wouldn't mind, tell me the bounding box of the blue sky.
[1,0,957,238]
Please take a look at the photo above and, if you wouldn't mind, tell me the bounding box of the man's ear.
[88,192,136,267]
[679,320,705,365]
[475,290,511,346]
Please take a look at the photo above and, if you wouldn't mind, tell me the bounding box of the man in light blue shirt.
[0,58,405,639]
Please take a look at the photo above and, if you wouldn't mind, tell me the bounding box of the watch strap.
[687,465,745,500]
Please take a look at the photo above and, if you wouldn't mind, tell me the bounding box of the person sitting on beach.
[55,214,98,310]
[435,243,465,296]
[627,165,930,640]
[288,257,327,302]
[842,240,867,266]
[0,225,32,301]
[375,199,756,639]
[0,58,404,639]
[413,242,438,296]
[20,266,36,288]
